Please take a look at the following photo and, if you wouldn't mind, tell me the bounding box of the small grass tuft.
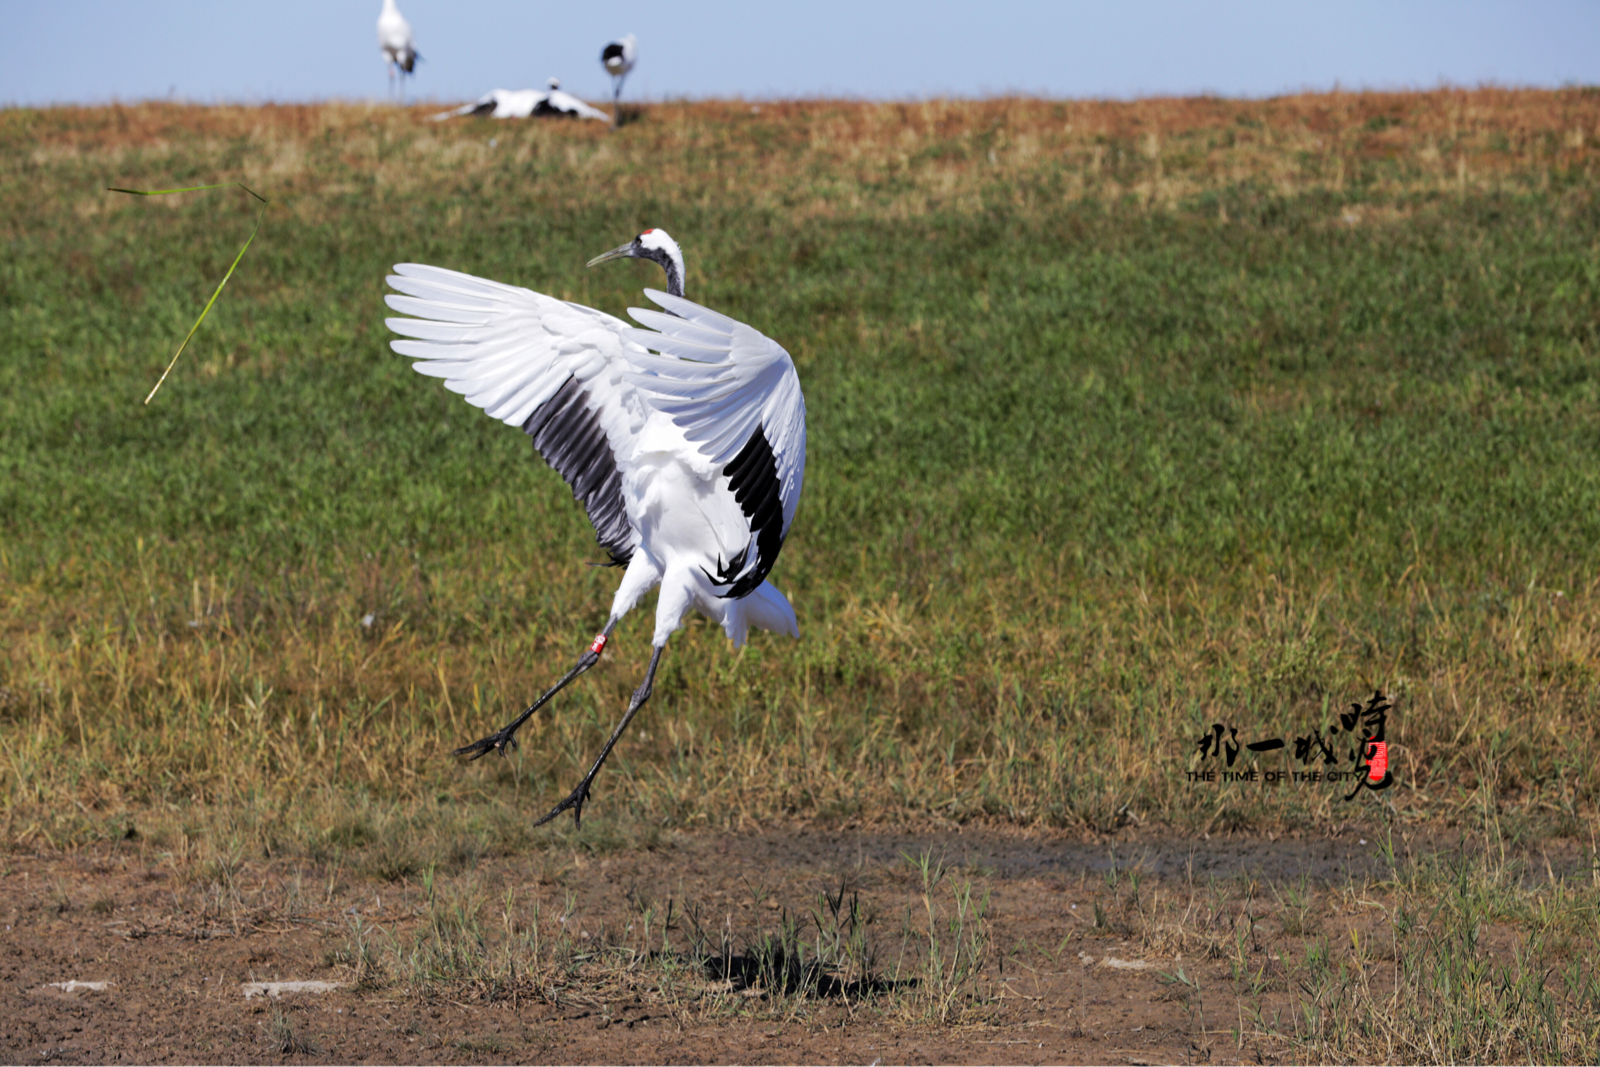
[262,1006,317,1056]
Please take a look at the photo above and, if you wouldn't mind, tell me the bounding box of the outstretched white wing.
[621,289,806,598]
[540,89,611,122]
[432,88,544,121]
[384,263,647,565]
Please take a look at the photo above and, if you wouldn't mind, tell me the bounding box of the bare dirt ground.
[0,824,1472,1065]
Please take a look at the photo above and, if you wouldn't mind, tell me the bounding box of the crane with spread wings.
[384,230,805,827]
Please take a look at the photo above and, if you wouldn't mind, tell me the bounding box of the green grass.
[1,94,1599,851]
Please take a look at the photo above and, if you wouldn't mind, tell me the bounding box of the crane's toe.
[532,781,591,829]
[453,730,516,761]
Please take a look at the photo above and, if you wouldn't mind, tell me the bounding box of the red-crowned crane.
[432,87,545,121]
[600,34,637,125]
[433,78,608,122]
[377,0,420,102]
[384,230,805,827]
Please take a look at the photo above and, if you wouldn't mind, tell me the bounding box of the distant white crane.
[432,78,610,122]
[433,88,544,121]
[377,0,420,102]
[384,230,806,827]
[600,34,637,124]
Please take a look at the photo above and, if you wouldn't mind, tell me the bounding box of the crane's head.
[587,229,685,298]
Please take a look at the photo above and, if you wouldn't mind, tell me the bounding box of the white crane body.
[433,88,544,120]
[434,79,610,122]
[384,230,804,825]
[601,35,637,79]
[377,0,419,99]
[600,34,638,126]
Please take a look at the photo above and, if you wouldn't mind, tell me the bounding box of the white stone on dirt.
[1101,956,1155,970]
[1079,952,1156,970]
[47,981,110,992]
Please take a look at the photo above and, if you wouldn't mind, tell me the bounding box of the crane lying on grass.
[384,230,806,827]
[540,79,611,121]
[377,0,420,101]
[433,78,609,122]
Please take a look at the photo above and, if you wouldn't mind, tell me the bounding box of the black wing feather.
[522,375,636,565]
[705,427,785,599]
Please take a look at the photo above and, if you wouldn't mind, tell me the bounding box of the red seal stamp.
[1366,741,1388,782]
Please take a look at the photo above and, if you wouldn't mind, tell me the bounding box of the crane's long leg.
[452,619,619,761]
[534,641,666,828]
[611,74,628,127]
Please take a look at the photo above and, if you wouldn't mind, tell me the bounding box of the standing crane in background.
[384,230,806,828]
[600,34,637,126]
[377,0,419,102]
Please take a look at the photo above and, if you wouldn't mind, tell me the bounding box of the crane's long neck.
[641,246,685,298]
[661,256,684,298]
[629,231,686,298]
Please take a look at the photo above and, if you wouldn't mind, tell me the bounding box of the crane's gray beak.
[587,242,636,267]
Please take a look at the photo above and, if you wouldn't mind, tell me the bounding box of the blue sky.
[3,1,1597,107]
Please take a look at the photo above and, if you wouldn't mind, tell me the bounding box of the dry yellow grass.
[10,87,1600,221]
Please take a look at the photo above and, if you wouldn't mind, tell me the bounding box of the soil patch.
[0,825,1584,1064]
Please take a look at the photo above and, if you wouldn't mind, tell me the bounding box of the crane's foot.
[532,778,593,829]
[453,727,518,761]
